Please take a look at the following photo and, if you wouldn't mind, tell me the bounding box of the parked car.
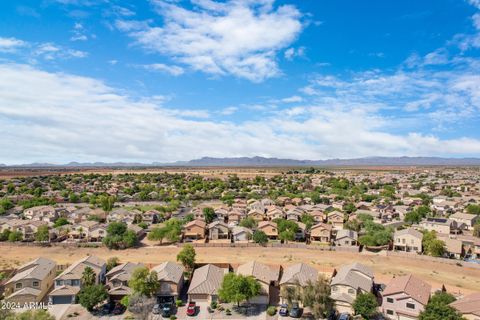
[186,301,197,316]
[279,304,289,317]
[338,313,351,320]
[289,302,302,318]
[112,303,126,315]
[161,302,173,317]
[152,304,161,315]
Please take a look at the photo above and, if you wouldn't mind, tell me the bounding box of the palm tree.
[81,266,96,287]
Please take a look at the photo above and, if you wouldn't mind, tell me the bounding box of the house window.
[332,287,338,292]
[72,279,80,286]
[406,303,415,309]
[33,281,39,287]
[387,297,394,303]
[348,288,355,294]
[16,283,22,289]
[386,309,394,315]
[56,280,63,286]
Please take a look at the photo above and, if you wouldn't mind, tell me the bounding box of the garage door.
[52,295,72,304]
[189,294,209,302]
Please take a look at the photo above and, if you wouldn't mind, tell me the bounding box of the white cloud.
[142,63,185,76]
[281,95,303,103]
[34,42,88,60]
[0,37,27,53]
[0,63,479,164]
[284,46,305,60]
[219,106,238,115]
[117,0,303,82]
[70,22,88,41]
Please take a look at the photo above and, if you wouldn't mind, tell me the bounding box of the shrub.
[267,306,277,316]
[175,299,184,307]
[210,301,217,309]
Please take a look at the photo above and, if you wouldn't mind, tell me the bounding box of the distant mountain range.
[2,156,480,168]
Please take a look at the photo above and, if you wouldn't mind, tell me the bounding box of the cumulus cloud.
[141,63,185,76]
[0,37,27,53]
[0,63,479,165]
[116,0,303,82]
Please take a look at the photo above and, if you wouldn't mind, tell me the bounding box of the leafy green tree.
[353,292,378,319]
[300,213,315,230]
[177,244,196,270]
[148,218,182,244]
[252,230,268,245]
[279,229,295,243]
[82,266,96,287]
[103,222,137,249]
[422,231,446,257]
[53,217,70,228]
[344,219,362,232]
[218,273,261,306]
[78,284,108,311]
[97,195,116,212]
[239,217,257,229]
[129,267,159,297]
[35,225,50,242]
[8,231,22,242]
[106,257,119,272]
[0,229,11,241]
[466,204,480,215]
[301,277,334,319]
[202,207,215,224]
[419,292,463,320]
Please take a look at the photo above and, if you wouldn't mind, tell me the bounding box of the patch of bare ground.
[1,245,479,296]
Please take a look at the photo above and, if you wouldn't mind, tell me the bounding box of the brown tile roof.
[450,292,480,316]
[187,264,226,295]
[382,274,431,305]
[237,261,279,284]
[280,263,318,286]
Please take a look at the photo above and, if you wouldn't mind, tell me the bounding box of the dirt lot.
[1,245,479,296]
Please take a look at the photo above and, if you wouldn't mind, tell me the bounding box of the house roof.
[311,223,332,231]
[331,263,373,292]
[335,229,358,240]
[106,262,144,282]
[208,221,229,229]
[49,285,80,296]
[6,287,41,299]
[184,219,207,229]
[231,226,252,236]
[258,221,277,229]
[237,261,279,284]
[394,228,423,239]
[55,255,105,281]
[152,261,184,284]
[187,264,226,295]
[450,292,480,316]
[450,212,477,221]
[382,274,431,305]
[280,263,318,286]
[6,257,56,285]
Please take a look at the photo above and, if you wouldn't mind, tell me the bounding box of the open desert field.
[1,244,479,296]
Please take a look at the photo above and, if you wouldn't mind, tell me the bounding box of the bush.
[267,306,277,316]
[175,299,184,307]
[169,316,177,320]
[210,301,217,309]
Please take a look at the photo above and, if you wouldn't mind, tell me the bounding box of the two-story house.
[152,261,185,301]
[4,257,56,304]
[394,228,423,253]
[382,274,431,320]
[106,262,144,302]
[49,256,106,304]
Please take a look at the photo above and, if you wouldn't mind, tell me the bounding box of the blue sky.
[0,0,480,164]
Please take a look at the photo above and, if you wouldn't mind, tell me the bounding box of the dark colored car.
[161,302,173,317]
[112,303,126,315]
[289,302,303,318]
[279,304,288,317]
[186,301,197,316]
[338,313,351,320]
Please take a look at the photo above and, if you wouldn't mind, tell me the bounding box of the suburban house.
[23,206,58,224]
[236,261,280,305]
[257,221,278,240]
[106,262,144,302]
[450,292,480,320]
[69,220,100,241]
[3,257,56,304]
[310,223,332,243]
[381,274,431,320]
[394,228,423,253]
[152,261,185,301]
[49,256,106,304]
[331,263,374,314]
[231,226,252,242]
[327,211,344,230]
[449,213,479,230]
[247,209,265,222]
[187,264,227,303]
[420,218,459,235]
[437,234,464,259]
[279,263,319,297]
[88,223,108,242]
[208,221,230,240]
[334,229,358,247]
[183,219,206,241]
